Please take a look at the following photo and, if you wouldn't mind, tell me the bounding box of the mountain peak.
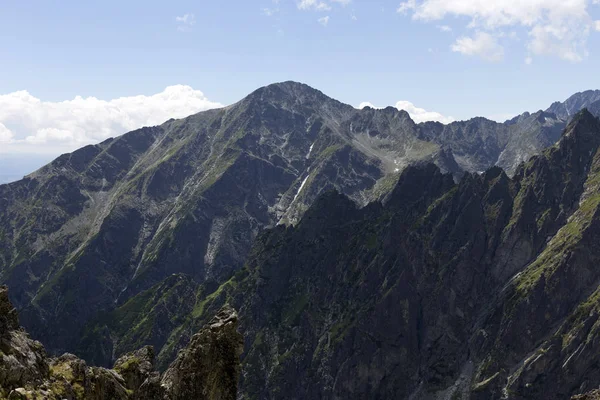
[250,80,327,100]
[546,90,600,120]
[556,108,600,150]
[386,163,454,213]
[565,108,598,133]
[571,107,595,120]
[268,80,316,91]
[241,81,352,114]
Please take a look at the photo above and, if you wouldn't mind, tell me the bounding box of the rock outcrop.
[573,390,600,400]
[161,305,243,400]
[0,285,242,400]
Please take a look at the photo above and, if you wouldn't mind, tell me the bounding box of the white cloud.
[596,20,600,31]
[451,31,505,62]
[0,86,223,154]
[358,101,455,124]
[397,0,416,14]
[358,102,377,109]
[525,56,533,64]
[397,0,598,62]
[437,24,452,32]
[175,13,196,31]
[298,0,331,11]
[297,0,350,11]
[0,123,14,143]
[26,128,73,145]
[318,16,330,26]
[395,101,455,124]
[528,22,589,62]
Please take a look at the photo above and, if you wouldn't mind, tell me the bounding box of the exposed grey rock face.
[160,305,243,400]
[0,81,597,373]
[114,346,155,392]
[587,99,600,118]
[183,110,600,399]
[418,110,567,176]
[0,284,243,399]
[573,390,600,400]
[0,82,456,367]
[546,90,600,120]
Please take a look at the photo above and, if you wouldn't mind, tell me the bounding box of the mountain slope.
[0,82,444,365]
[177,110,600,399]
[0,81,595,371]
[418,110,566,175]
[546,90,600,120]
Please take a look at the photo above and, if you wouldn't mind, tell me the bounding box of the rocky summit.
[2,82,600,399]
[0,285,242,399]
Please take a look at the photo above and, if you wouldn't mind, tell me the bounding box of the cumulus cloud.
[358,101,455,124]
[358,102,378,109]
[528,23,589,62]
[318,16,330,26]
[298,0,331,11]
[0,123,14,143]
[397,0,599,62]
[452,31,505,62]
[297,0,351,11]
[397,0,416,14]
[0,86,223,154]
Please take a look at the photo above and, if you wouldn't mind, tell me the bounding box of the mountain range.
[2,82,600,398]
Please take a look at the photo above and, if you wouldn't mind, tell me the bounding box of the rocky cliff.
[173,109,600,399]
[0,82,599,378]
[546,90,600,121]
[0,285,242,400]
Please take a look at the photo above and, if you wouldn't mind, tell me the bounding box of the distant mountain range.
[1,83,600,399]
[0,154,56,184]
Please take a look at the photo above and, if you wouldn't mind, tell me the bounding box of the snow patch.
[292,168,311,203]
[306,142,315,159]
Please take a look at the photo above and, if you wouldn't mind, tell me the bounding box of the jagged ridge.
[0,82,599,375]
[176,110,600,399]
[0,285,242,400]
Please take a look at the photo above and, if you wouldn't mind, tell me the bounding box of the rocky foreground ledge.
[0,286,243,399]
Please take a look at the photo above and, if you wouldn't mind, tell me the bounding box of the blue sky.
[1,0,600,175]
